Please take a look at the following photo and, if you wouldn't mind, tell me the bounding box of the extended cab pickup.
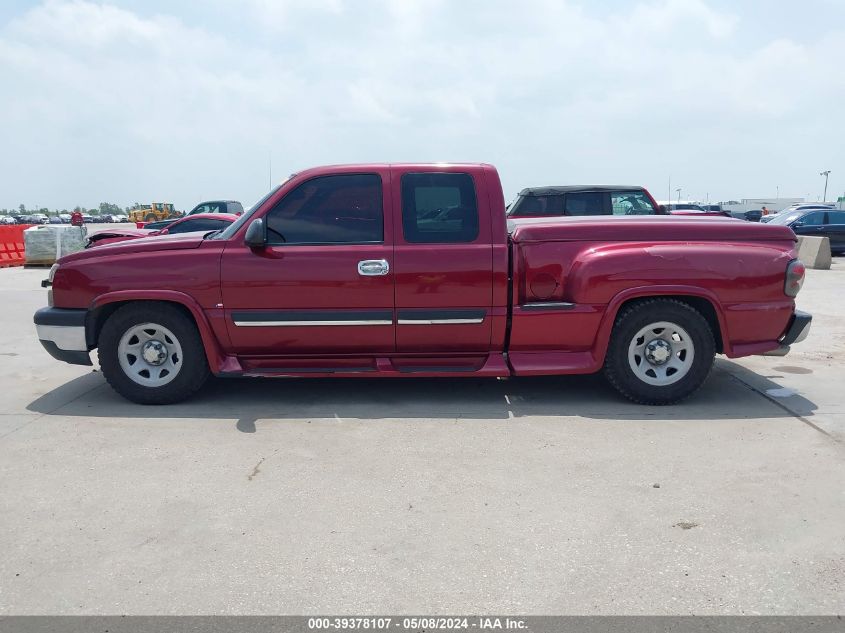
[35,163,812,405]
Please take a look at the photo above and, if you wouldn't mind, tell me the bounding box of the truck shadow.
[26,360,818,433]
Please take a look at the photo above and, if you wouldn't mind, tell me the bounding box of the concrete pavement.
[1,264,843,615]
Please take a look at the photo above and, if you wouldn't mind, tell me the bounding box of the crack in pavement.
[725,370,838,443]
[0,379,108,442]
[247,448,281,481]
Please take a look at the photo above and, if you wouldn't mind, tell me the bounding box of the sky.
[0,0,843,211]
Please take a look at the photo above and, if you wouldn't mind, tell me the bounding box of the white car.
[0,216,16,225]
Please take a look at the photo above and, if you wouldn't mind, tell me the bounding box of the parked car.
[138,200,244,231]
[35,163,811,406]
[508,186,662,217]
[761,204,834,223]
[658,202,732,217]
[58,214,72,224]
[783,203,835,212]
[48,216,63,224]
[81,214,94,223]
[0,216,16,225]
[767,208,845,254]
[743,209,763,222]
[86,212,239,248]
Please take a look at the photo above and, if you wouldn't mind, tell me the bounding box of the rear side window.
[827,212,845,225]
[401,173,479,243]
[565,192,605,216]
[611,191,657,215]
[265,174,383,245]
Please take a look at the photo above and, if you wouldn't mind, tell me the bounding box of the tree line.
[0,202,141,216]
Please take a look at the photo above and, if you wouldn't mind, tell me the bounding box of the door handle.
[357,259,390,276]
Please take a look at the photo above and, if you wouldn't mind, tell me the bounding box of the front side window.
[401,173,479,243]
[265,174,383,245]
[565,192,605,216]
[800,211,825,226]
[611,191,657,215]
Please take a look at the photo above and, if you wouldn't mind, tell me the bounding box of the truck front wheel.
[603,298,715,405]
[98,302,210,404]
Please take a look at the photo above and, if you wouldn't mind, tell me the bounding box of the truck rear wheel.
[144,214,156,223]
[98,302,209,404]
[603,298,715,405]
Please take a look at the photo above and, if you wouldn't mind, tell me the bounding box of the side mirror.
[658,205,666,213]
[244,218,267,248]
[792,221,804,228]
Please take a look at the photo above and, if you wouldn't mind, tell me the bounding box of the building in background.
[722,198,805,214]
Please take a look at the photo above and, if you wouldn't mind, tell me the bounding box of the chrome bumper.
[33,307,92,366]
[762,310,812,357]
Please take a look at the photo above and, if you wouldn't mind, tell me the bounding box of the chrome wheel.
[118,322,183,387]
[627,321,695,386]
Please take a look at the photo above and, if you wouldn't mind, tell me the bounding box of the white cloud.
[0,0,843,210]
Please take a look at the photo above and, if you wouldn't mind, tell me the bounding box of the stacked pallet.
[23,225,87,266]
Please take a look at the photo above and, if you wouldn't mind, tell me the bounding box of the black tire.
[603,298,715,405]
[98,302,209,404]
[145,214,156,223]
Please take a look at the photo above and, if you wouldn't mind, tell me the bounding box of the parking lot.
[1,262,843,615]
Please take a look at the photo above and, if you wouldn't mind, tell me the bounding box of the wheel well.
[87,300,197,348]
[614,295,724,353]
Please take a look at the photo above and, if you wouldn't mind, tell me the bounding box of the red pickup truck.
[35,163,811,405]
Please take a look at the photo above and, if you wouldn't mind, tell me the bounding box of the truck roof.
[287,162,495,179]
[518,185,644,196]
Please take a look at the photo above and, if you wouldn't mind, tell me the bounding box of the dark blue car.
[768,208,845,254]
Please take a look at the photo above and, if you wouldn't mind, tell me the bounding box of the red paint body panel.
[389,165,498,353]
[47,163,803,379]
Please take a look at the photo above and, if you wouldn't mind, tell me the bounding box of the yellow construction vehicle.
[128,202,175,224]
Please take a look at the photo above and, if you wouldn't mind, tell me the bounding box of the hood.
[508,215,797,243]
[60,231,208,264]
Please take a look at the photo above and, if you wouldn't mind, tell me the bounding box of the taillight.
[785,259,805,297]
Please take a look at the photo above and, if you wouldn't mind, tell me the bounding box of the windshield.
[767,210,805,226]
[210,185,282,240]
[668,204,706,211]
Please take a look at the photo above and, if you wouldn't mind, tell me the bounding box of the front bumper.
[762,310,812,357]
[33,307,92,366]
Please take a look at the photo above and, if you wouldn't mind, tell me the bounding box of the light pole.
[820,170,831,202]
[675,188,682,202]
